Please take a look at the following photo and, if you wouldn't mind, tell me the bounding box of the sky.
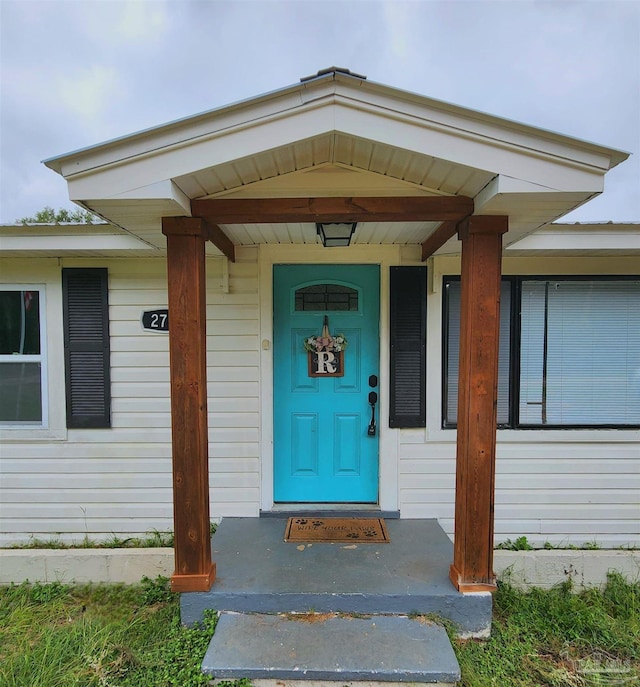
[1,0,639,225]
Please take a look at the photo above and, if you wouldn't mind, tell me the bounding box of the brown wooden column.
[162,217,216,593]
[450,215,508,593]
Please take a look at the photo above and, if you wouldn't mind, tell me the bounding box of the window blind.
[519,280,640,426]
[444,279,511,427]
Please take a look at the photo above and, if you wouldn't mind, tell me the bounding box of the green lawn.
[0,575,637,687]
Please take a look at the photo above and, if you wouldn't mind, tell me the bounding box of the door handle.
[368,391,378,436]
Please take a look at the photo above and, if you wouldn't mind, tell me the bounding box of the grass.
[0,577,246,687]
[7,531,175,550]
[454,573,639,686]
[8,530,635,551]
[495,536,606,551]
[0,574,637,686]
[5,523,218,550]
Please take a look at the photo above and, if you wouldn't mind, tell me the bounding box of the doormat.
[284,517,390,543]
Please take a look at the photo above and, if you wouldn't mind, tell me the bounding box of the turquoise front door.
[273,265,380,502]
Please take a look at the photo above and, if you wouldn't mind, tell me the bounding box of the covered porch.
[44,67,627,599]
[161,199,507,596]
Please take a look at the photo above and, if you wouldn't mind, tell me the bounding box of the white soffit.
[43,70,629,249]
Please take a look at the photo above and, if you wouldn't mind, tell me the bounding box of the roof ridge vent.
[300,66,367,83]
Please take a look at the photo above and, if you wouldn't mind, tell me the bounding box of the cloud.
[0,0,637,222]
[56,65,123,121]
[118,0,169,42]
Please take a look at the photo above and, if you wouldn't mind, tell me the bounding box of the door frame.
[258,243,402,512]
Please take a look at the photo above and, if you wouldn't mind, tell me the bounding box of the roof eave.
[43,69,630,177]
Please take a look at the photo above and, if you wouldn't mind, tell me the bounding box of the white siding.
[0,249,260,545]
[1,249,638,549]
[398,437,639,547]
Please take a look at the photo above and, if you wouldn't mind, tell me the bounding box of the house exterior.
[1,69,638,592]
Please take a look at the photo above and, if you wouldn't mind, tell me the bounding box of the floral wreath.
[303,333,348,353]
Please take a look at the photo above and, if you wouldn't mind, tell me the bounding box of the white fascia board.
[65,97,612,205]
[45,73,628,178]
[64,105,335,201]
[103,180,191,209]
[474,175,604,244]
[48,78,627,203]
[336,73,629,170]
[506,224,640,252]
[477,174,603,201]
[551,222,640,230]
[334,104,610,192]
[0,223,114,237]
[44,85,314,178]
[0,226,155,253]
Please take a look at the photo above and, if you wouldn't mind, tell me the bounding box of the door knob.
[368,391,378,436]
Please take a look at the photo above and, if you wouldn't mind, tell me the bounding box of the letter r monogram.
[315,351,336,374]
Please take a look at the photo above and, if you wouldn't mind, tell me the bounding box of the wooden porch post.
[162,217,216,593]
[449,215,508,593]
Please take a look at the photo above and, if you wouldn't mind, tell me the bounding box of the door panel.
[291,414,318,474]
[273,265,380,503]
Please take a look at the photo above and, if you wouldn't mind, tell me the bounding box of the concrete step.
[202,612,461,684]
[181,518,492,638]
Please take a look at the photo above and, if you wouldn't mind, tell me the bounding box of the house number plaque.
[141,309,169,332]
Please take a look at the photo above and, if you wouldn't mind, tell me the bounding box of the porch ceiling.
[43,69,629,257]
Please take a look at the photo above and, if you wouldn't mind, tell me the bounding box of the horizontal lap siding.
[399,436,640,547]
[0,253,261,545]
[399,436,455,531]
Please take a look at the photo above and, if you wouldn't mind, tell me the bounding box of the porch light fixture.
[316,222,357,247]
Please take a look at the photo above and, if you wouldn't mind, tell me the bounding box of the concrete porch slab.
[181,518,491,636]
[202,612,461,683]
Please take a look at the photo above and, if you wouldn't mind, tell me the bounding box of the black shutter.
[389,266,426,427]
[62,268,111,428]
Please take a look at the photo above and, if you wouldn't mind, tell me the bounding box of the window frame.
[0,284,48,428]
[294,282,360,312]
[442,274,640,430]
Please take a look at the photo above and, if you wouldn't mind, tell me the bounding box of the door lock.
[368,391,378,436]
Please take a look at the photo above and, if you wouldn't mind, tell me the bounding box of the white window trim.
[0,266,67,441]
[0,285,48,429]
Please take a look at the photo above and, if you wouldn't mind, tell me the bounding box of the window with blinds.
[443,276,640,429]
[519,279,640,426]
[443,279,512,427]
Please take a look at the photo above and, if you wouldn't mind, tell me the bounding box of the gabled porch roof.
[43,68,629,256]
